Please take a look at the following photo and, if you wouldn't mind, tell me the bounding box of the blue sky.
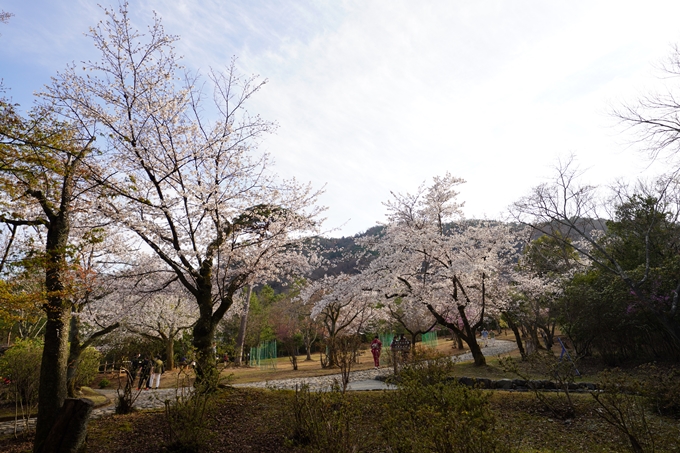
[1,1,678,236]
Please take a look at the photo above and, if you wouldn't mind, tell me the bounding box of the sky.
[1,0,678,237]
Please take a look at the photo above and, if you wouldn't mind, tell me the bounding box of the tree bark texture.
[165,338,175,371]
[35,217,72,452]
[35,398,93,453]
[234,285,252,366]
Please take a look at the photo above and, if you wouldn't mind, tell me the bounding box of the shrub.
[637,363,680,418]
[383,356,513,453]
[0,339,42,433]
[98,378,110,389]
[395,347,456,385]
[290,382,361,453]
[74,346,102,390]
[499,352,578,419]
[592,369,656,453]
[163,364,217,452]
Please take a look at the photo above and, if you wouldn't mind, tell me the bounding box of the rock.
[458,376,476,387]
[494,379,514,390]
[476,378,493,389]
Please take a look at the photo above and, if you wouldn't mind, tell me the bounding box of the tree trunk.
[35,398,93,453]
[66,315,82,398]
[458,306,486,366]
[192,313,217,387]
[324,336,337,368]
[34,218,72,453]
[304,336,313,361]
[165,338,175,371]
[467,338,486,366]
[234,285,252,366]
[452,329,464,349]
[529,326,541,351]
[426,303,485,366]
[506,317,526,358]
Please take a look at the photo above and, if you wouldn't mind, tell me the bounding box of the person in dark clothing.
[138,356,152,390]
[129,353,142,387]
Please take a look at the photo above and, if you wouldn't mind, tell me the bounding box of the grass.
[70,388,680,452]
[3,334,678,452]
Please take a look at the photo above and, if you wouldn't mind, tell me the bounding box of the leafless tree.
[510,157,680,353]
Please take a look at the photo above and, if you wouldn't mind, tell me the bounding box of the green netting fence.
[379,333,394,366]
[422,331,438,349]
[250,340,277,370]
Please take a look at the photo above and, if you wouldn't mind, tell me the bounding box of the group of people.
[480,328,496,347]
[370,334,412,369]
[129,354,165,390]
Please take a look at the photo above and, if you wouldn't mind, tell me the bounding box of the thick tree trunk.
[191,263,220,388]
[452,329,464,349]
[192,314,217,387]
[324,336,338,368]
[458,307,486,366]
[234,286,252,366]
[35,398,93,453]
[529,326,541,351]
[165,338,175,371]
[467,338,486,366]
[34,219,72,453]
[35,305,70,451]
[508,318,526,358]
[426,303,486,366]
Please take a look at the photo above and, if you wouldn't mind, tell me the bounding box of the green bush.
[637,363,680,418]
[288,351,512,453]
[98,378,110,389]
[383,358,513,453]
[393,347,456,386]
[0,339,42,432]
[163,366,217,452]
[592,369,656,453]
[290,382,361,453]
[74,346,102,390]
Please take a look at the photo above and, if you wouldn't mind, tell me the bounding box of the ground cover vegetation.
[0,2,680,452]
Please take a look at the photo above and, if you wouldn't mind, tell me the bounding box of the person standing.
[150,356,164,389]
[370,335,382,369]
[129,353,142,386]
[138,356,151,390]
[481,329,489,347]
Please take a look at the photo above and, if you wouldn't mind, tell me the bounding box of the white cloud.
[2,0,679,235]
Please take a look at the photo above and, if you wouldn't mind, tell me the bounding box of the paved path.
[0,340,516,435]
[234,340,517,392]
[0,388,181,436]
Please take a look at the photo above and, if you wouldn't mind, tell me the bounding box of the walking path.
[234,340,517,391]
[0,340,516,436]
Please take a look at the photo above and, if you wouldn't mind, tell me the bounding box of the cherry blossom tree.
[301,274,375,367]
[65,225,129,397]
[382,296,437,353]
[121,290,196,371]
[42,4,323,381]
[362,174,521,366]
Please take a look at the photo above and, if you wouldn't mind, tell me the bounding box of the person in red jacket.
[370,335,382,369]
